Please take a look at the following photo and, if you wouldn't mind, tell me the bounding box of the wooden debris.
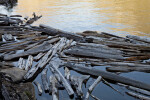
[64,67,70,80]
[65,63,150,91]
[34,53,45,61]
[106,66,150,73]
[127,35,150,44]
[126,92,150,100]
[25,55,33,71]
[18,57,25,70]
[49,75,59,100]
[33,81,43,95]
[127,86,150,96]
[3,33,14,41]
[85,76,102,100]
[41,68,49,92]
[70,75,90,97]
[49,63,74,97]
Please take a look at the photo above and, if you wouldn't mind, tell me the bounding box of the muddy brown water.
[1,0,150,100]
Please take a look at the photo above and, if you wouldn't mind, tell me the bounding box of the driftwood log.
[65,63,150,91]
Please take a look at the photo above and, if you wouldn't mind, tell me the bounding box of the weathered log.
[126,92,150,100]
[29,24,88,42]
[10,15,22,17]
[24,39,63,80]
[25,55,33,71]
[126,35,150,44]
[34,53,45,61]
[41,68,49,92]
[126,55,150,61]
[127,86,150,96]
[65,63,150,91]
[85,76,102,100]
[3,42,52,60]
[105,62,150,68]
[49,75,59,100]
[64,67,70,80]
[49,63,74,97]
[70,75,90,97]
[64,48,124,60]
[106,66,150,72]
[3,33,14,41]
[33,81,43,95]
[18,58,25,70]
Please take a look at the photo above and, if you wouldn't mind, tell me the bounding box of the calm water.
[1,0,150,100]
[1,0,150,37]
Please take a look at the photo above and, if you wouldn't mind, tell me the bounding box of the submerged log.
[49,75,59,100]
[65,63,150,91]
[49,63,74,97]
[33,81,43,95]
[126,92,150,100]
[41,68,49,92]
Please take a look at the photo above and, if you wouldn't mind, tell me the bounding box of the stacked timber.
[1,13,150,100]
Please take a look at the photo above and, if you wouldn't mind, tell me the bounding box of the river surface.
[1,0,150,100]
[1,0,150,37]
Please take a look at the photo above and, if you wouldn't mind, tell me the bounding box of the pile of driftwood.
[1,13,150,100]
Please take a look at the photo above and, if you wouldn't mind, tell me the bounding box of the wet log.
[126,92,150,100]
[85,76,102,100]
[70,75,90,97]
[49,75,59,100]
[3,42,52,60]
[10,15,22,17]
[64,48,124,60]
[49,63,74,97]
[33,81,43,95]
[65,63,150,91]
[127,86,150,96]
[106,66,150,73]
[18,58,25,70]
[25,55,33,71]
[41,68,49,92]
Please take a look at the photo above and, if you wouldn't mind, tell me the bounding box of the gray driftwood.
[85,76,102,100]
[41,68,49,92]
[49,63,74,97]
[65,63,150,91]
[70,75,90,97]
[25,55,33,71]
[33,81,43,95]
[126,92,150,100]
[49,75,59,100]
